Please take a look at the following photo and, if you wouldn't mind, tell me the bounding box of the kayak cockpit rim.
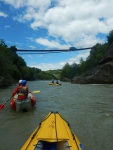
[34,140,72,150]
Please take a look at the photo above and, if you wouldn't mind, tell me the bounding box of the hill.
[46,69,62,79]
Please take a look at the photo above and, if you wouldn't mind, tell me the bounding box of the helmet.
[19,80,22,84]
[21,80,26,85]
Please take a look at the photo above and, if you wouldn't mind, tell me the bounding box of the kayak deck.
[21,112,84,150]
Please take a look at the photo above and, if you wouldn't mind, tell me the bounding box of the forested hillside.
[0,40,56,88]
[60,30,113,83]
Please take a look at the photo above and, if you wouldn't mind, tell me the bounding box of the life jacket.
[17,85,28,100]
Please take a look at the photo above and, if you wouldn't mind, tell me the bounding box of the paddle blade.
[32,90,40,94]
[0,104,4,109]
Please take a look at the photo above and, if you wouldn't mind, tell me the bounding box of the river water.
[0,81,113,150]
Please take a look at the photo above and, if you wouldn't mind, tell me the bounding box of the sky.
[0,0,113,71]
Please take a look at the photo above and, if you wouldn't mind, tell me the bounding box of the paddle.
[0,90,40,110]
[0,96,13,110]
[31,90,40,94]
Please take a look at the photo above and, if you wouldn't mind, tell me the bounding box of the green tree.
[21,66,30,80]
[60,63,73,79]
[107,30,113,46]
[0,39,7,47]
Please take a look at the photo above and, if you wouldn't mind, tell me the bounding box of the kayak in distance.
[49,82,61,86]
[21,111,84,150]
[10,93,36,112]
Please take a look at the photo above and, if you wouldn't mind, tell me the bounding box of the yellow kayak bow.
[21,112,84,150]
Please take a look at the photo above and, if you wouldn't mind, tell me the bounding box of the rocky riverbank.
[72,42,113,84]
[71,62,113,84]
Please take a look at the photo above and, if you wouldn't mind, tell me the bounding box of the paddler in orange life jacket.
[12,80,29,100]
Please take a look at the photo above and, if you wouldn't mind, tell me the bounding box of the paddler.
[12,80,29,100]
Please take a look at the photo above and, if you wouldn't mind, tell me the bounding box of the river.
[0,81,113,150]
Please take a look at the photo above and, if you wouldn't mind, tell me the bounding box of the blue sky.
[0,0,113,71]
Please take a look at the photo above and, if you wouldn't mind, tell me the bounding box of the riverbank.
[72,62,113,84]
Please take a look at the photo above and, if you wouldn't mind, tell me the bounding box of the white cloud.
[28,45,36,49]
[4,25,10,28]
[1,0,51,9]
[67,50,90,64]
[0,11,8,17]
[4,0,113,48]
[35,38,70,49]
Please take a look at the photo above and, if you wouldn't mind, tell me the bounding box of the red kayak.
[10,93,36,111]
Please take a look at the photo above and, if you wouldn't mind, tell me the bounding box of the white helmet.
[19,80,22,84]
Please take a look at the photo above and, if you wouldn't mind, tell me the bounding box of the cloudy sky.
[0,0,113,70]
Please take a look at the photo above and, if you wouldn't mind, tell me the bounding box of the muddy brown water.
[0,81,113,150]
